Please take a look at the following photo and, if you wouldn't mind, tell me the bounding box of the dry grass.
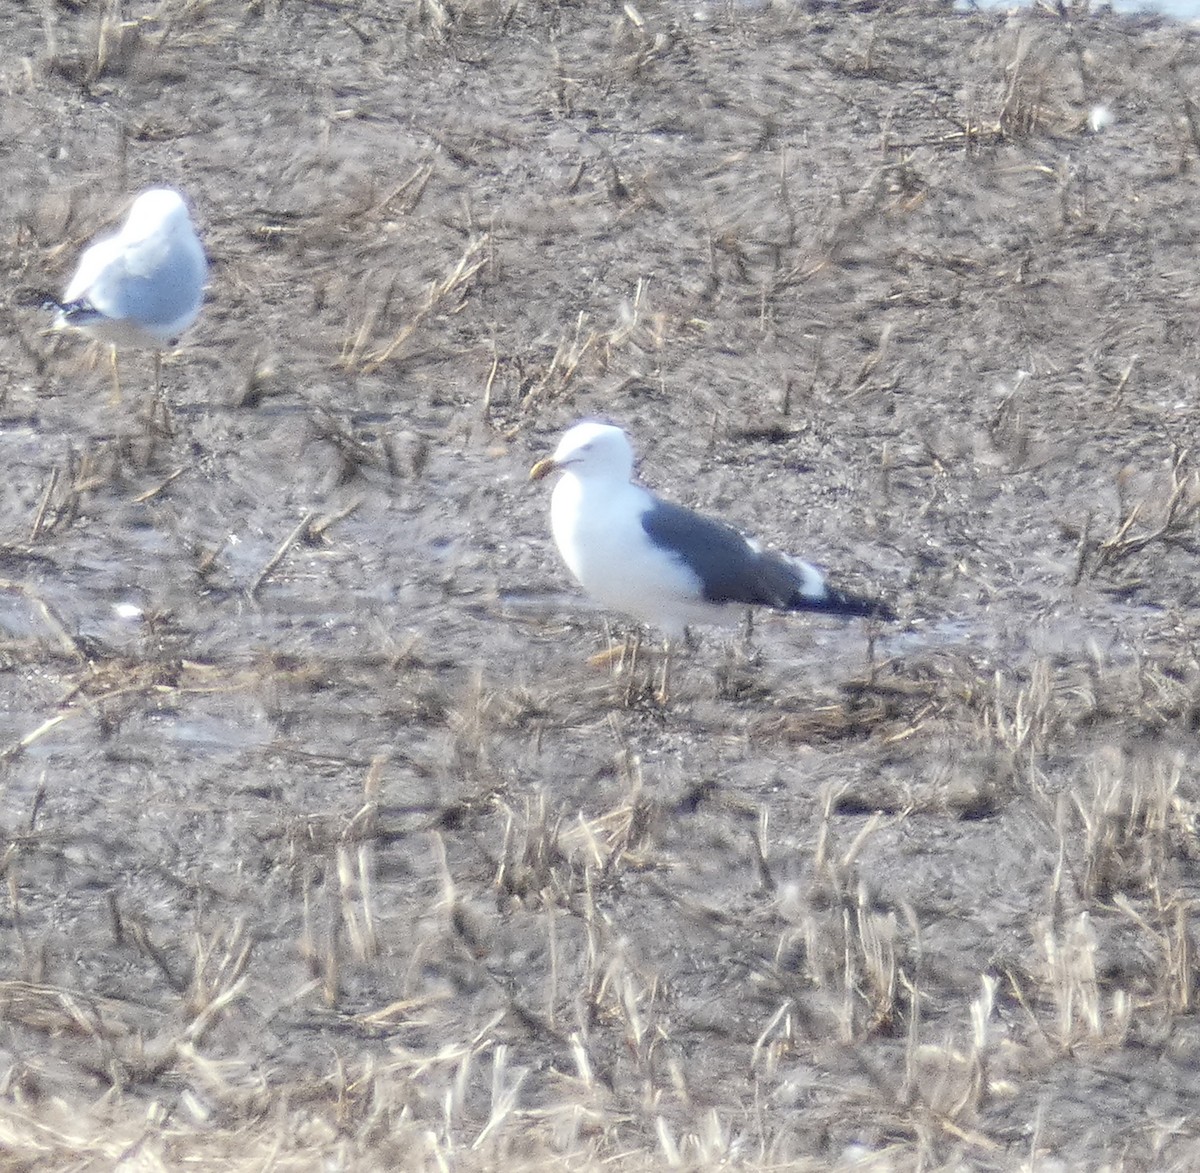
[343,235,493,375]
[8,0,1200,1169]
[1090,448,1200,576]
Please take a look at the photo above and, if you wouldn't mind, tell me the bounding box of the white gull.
[529,421,893,640]
[53,187,207,399]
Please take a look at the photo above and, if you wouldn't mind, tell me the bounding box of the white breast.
[550,473,721,636]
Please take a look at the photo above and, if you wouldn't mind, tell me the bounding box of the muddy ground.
[3,0,1200,1167]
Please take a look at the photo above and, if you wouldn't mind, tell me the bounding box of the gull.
[51,187,207,403]
[529,421,893,690]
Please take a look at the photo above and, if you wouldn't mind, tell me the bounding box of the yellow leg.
[620,632,643,707]
[654,639,672,706]
[108,345,122,405]
[623,631,640,675]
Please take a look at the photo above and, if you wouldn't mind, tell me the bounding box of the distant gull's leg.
[865,621,882,685]
[621,629,638,673]
[654,637,672,706]
[621,631,642,707]
[108,344,122,405]
[148,348,176,435]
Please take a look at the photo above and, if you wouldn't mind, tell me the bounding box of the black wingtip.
[802,588,896,622]
[54,298,95,322]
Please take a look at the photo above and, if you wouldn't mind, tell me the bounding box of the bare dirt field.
[3,0,1200,1167]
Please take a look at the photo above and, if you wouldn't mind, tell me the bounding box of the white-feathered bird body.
[533,421,893,639]
[56,188,207,349]
[550,470,721,637]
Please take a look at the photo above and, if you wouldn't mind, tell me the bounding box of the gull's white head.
[121,188,191,241]
[529,421,634,484]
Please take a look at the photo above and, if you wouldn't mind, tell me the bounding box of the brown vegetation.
[2,0,1200,1167]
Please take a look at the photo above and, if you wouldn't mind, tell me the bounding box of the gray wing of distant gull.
[640,498,892,619]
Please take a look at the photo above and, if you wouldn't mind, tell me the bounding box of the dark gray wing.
[641,498,892,619]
